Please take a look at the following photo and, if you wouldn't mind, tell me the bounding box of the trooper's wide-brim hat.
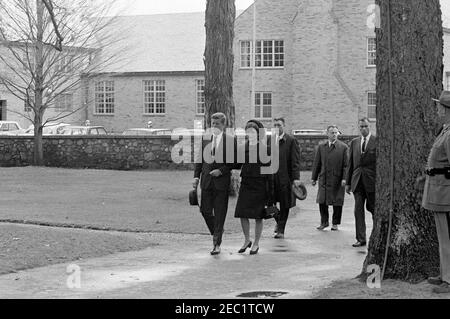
[292,183,307,200]
[432,91,450,108]
[189,189,199,206]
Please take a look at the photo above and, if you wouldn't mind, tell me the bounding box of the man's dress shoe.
[352,241,366,247]
[210,246,221,255]
[317,223,329,230]
[274,233,284,239]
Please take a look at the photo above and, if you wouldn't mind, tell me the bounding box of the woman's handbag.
[263,205,280,220]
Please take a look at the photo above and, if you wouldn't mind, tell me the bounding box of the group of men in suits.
[193,113,300,255]
[193,112,376,254]
[311,117,376,248]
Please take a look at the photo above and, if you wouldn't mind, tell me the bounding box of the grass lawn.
[0,223,158,275]
[0,167,244,234]
[0,167,306,275]
[0,167,247,274]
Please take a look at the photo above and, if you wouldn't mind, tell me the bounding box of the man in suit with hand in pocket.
[346,117,377,248]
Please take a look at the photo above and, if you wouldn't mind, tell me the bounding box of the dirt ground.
[313,278,450,299]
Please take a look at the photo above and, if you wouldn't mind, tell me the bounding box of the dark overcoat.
[234,141,274,219]
[273,133,301,209]
[311,140,348,206]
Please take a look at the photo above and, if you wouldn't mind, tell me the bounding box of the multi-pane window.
[240,40,284,68]
[144,80,166,114]
[367,37,376,66]
[254,92,272,119]
[240,41,252,68]
[368,91,376,119]
[56,55,73,73]
[446,72,450,91]
[24,94,33,112]
[94,81,114,114]
[55,93,73,112]
[196,79,205,115]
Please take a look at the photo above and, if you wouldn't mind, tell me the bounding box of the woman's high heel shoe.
[250,247,259,255]
[238,241,252,253]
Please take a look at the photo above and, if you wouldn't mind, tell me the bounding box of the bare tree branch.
[41,0,63,51]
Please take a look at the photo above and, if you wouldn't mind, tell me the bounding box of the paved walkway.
[0,188,372,299]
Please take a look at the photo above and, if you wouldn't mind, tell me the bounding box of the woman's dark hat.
[432,91,450,108]
[292,183,307,200]
[189,189,199,206]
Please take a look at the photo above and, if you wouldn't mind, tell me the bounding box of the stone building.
[0,42,91,130]
[84,12,207,133]
[233,0,377,135]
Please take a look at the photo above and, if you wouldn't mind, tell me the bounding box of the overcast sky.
[109,0,449,26]
[110,0,254,15]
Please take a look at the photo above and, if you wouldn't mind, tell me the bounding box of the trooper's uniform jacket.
[422,125,450,212]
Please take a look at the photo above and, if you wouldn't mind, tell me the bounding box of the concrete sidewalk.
[0,189,372,299]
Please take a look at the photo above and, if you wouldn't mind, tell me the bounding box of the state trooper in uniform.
[422,91,450,294]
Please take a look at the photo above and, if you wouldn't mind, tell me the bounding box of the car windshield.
[62,128,86,135]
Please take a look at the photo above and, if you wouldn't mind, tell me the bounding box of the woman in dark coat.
[234,120,273,255]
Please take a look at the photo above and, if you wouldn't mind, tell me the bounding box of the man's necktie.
[362,137,367,153]
[212,135,217,157]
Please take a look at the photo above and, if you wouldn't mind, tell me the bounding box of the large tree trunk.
[204,0,239,196]
[364,0,444,282]
[204,0,236,129]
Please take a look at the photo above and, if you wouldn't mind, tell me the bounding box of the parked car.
[24,122,71,135]
[292,129,327,136]
[60,125,108,135]
[172,128,205,136]
[0,121,24,135]
[122,128,172,136]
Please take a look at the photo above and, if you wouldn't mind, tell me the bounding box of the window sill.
[239,67,285,70]
[366,65,376,69]
[143,114,166,117]
[93,113,115,116]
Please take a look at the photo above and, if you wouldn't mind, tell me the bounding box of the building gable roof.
[103,12,206,73]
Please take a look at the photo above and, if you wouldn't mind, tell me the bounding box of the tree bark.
[364,0,444,282]
[204,0,238,196]
[204,0,236,129]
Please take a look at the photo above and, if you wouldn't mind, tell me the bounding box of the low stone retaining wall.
[0,135,358,170]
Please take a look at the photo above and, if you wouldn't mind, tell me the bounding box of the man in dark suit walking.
[346,117,377,247]
[272,118,301,239]
[193,113,235,255]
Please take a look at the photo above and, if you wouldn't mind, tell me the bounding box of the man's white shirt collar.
[361,132,371,151]
[213,131,223,146]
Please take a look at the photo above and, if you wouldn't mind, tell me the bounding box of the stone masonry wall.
[0,135,358,171]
